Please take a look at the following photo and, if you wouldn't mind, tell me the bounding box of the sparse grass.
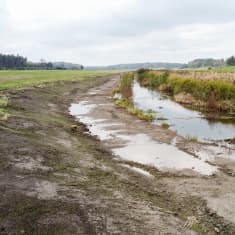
[0,108,10,121]
[156,117,168,121]
[215,66,235,72]
[0,95,9,107]
[0,95,10,120]
[0,70,113,90]
[119,72,134,98]
[186,135,198,142]
[115,98,154,121]
[161,122,170,129]
[191,223,206,234]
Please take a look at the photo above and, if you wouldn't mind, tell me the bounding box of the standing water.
[132,81,235,141]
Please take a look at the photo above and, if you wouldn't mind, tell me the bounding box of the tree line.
[0,53,83,70]
[0,54,53,69]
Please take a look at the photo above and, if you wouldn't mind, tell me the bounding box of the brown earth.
[0,75,235,234]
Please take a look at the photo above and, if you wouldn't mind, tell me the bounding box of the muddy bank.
[0,75,235,234]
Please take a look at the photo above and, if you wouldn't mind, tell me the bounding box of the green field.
[214,66,235,72]
[0,70,114,90]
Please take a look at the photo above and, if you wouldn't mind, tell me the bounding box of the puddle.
[70,101,96,115]
[132,81,235,141]
[69,92,218,176]
[196,144,235,162]
[114,134,217,176]
[69,102,124,140]
[121,164,153,177]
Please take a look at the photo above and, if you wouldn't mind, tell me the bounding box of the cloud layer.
[1,0,235,65]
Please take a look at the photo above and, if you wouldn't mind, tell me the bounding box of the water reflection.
[132,81,235,141]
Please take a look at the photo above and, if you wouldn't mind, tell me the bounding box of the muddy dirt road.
[0,75,235,234]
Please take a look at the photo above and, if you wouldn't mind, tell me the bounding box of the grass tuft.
[115,98,154,121]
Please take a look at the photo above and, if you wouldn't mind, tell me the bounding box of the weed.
[161,122,170,129]
[119,72,134,98]
[0,95,9,107]
[191,223,206,234]
[186,135,198,141]
[115,98,154,121]
[0,108,10,121]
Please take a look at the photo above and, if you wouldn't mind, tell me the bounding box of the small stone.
[70,124,78,132]
[214,227,220,233]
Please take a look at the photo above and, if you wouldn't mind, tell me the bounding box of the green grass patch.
[185,135,198,142]
[0,108,10,121]
[115,98,154,121]
[214,66,235,72]
[191,223,206,234]
[0,70,114,90]
[161,122,170,129]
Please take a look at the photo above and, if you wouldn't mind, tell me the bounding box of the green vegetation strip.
[136,69,235,112]
[114,72,155,121]
[115,98,155,121]
[0,70,113,90]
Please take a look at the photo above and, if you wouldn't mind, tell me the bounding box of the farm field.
[0,70,113,90]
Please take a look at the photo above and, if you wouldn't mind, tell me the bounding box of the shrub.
[161,122,170,129]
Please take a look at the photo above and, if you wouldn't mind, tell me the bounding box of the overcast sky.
[1,0,235,65]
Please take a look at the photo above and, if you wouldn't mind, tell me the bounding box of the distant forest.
[1,53,235,70]
[0,53,83,70]
[86,58,233,70]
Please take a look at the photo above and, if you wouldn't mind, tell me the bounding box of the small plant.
[112,88,122,100]
[161,122,170,129]
[186,135,198,141]
[115,98,154,121]
[0,95,9,107]
[0,95,10,121]
[115,98,131,108]
[156,117,168,121]
[0,108,10,121]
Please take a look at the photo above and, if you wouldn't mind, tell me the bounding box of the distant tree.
[226,56,235,66]
[0,54,27,69]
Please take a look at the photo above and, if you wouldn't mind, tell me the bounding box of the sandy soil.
[0,75,235,234]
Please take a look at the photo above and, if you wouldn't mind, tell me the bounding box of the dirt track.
[0,75,235,234]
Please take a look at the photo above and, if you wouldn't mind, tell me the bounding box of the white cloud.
[1,0,235,65]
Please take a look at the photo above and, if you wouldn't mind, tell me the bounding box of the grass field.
[214,66,235,72]
[0,70,114,90]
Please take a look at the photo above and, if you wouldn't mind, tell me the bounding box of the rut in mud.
[0,75,235,234]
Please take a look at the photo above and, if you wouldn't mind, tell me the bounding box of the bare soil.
[0,75,235,235]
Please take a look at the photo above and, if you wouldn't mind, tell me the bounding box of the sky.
[1,0,235,66]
